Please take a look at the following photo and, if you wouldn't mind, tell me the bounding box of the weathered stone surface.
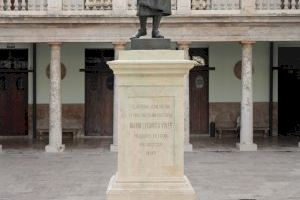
[237,41,257,151]
[0,16,300,43]
[1,150,300,200]
[106,50,196,200]
[45,43,65,153]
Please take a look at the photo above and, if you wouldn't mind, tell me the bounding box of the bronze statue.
[131,0,171,39]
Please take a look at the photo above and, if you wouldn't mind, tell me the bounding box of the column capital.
[48,42,62,47]
[113,42,127,50]
[177,41,191,50]
[240,41,256,45]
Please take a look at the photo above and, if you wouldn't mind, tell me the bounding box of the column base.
[107,175,196,200]
[236,143,257,151]
[45,144,65,153]
[184,143,193,152]
[110,144,118,152]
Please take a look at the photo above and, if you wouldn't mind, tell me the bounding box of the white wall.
[1,42,289,104]
[209,42,274,102]
[36,43,114,104]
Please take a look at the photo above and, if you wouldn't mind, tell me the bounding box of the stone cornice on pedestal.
[108,50,195,77]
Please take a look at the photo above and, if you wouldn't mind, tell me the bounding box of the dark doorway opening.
[84,49,114,136]
[278,47,300,136]
[0,49,29,136]
[189,48,209,135]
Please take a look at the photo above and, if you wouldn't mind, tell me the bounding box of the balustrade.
[1,0,299,14]
[191,0,241,10]
[0,0,28,11]
[85,0,112,10]
[128,0,177,10]
[0,0,48,11]
[256,0,299,10]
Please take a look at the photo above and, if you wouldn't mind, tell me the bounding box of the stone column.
[45,43,65,153]
[110,42,126,152]
[178,41,193,152]
[236,41,257,151]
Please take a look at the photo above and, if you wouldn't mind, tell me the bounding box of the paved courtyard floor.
[0,136,300,200]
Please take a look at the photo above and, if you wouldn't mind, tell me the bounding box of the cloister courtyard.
[0,136,299,200]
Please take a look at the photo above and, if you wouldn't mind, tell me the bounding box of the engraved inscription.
[127,97,175,166]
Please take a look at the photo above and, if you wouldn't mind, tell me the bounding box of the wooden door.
[0,49,28,136]
[189,48,209,135]
[278,47,300,135]
[85,49,114,136]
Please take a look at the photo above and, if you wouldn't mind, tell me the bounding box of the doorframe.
[83,48,115,136]
[188,47,210,135]
[273,42,300,136]
[0,46,33,137]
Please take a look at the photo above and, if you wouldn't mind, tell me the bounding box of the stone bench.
[253,127,270,137]
[216,126,270,138]
[216,127,239,138]
[36,128,80,140]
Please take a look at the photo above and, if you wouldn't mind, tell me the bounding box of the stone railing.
[256,0,299,10]
[62,0,112,11]
[0,0,47,11]
[128,0,178,10]
[84,0,112,10]
[1,0,300,14]
[0,0,28,11]
[191,0,241,10]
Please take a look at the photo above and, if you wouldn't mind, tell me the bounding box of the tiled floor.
[1,135,299,152]
[0,147,300,200]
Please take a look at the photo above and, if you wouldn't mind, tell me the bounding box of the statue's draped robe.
[137,0,171,16]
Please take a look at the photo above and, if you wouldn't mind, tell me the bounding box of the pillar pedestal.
[106,50,196,200]
[45,43,65,153]
[236,143,257,151]
[236,41,257,152]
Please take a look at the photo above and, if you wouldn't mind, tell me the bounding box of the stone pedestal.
[106,50,196,200]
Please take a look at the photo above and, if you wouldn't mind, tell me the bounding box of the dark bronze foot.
[152,30,164,38]
[131,29,147,39]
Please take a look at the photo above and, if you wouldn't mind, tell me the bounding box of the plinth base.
[106,175,196,200]
[45,144,65,153]
[131,38,171,50]
[236,143,258,151]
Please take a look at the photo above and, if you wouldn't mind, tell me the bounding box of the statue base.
[107,175,195,200]
[131,38,171,50]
